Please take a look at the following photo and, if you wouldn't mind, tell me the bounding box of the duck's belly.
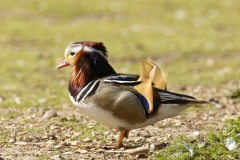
[70,96,132,130]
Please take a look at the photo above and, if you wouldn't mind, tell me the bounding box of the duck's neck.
[68,65,90,97]
[68,62,116,97]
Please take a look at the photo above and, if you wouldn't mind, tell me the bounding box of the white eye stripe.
[65,44,82,53]
[72,46,83,53]
[65,44,107,60]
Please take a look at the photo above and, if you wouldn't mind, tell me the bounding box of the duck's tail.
[156,88,209,106]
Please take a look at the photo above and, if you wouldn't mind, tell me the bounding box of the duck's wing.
[147,58,167,90]
[134,58,167,113]
[103,74,149,119]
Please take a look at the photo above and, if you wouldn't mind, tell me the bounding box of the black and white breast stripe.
[75,80,100,102]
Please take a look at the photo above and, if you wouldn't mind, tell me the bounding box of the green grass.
[0,130,11,143]
[35,155,51,160]
[61,118,109,141]
[0,111,20,119]
[154,119,240,159]
[1,0,240,109]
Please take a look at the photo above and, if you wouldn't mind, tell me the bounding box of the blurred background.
[0,0,240,109]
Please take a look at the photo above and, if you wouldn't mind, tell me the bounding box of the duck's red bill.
[55,59,69,70]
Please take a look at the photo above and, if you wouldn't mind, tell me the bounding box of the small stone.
[43,110,58,119]
[71,141,79,146]
[54,144,62,149]
[103,131,109,136]
[15,142,28,145]
[192,131,200,137]
[9,138,15,143]
[82,137,91,142]
[144,143,149,148]
[50,124,61,130]
[87,125,95,129]
[52,155,65,160]
[23,136,32,142]
[149,144,155,150]
[73,131,82,137]
[63,152,74,155]
[78,149,88,154]
[46,140,57,146]
[215,103,226,109]
[174,120,182,126]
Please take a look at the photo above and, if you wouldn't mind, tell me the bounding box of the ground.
[1,82,240,159]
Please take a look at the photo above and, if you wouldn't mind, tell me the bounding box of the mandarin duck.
[56,41,208,148]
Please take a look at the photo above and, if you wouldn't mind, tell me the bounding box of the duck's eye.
[70,52,75,56]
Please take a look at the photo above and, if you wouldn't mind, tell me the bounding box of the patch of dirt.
[0,82,240,160]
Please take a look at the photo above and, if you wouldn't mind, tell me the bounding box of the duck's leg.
[116,130,127,148]
[124,130,130,138]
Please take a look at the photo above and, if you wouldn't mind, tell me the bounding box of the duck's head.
[56,42,109,69]
[56,42,116,88]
